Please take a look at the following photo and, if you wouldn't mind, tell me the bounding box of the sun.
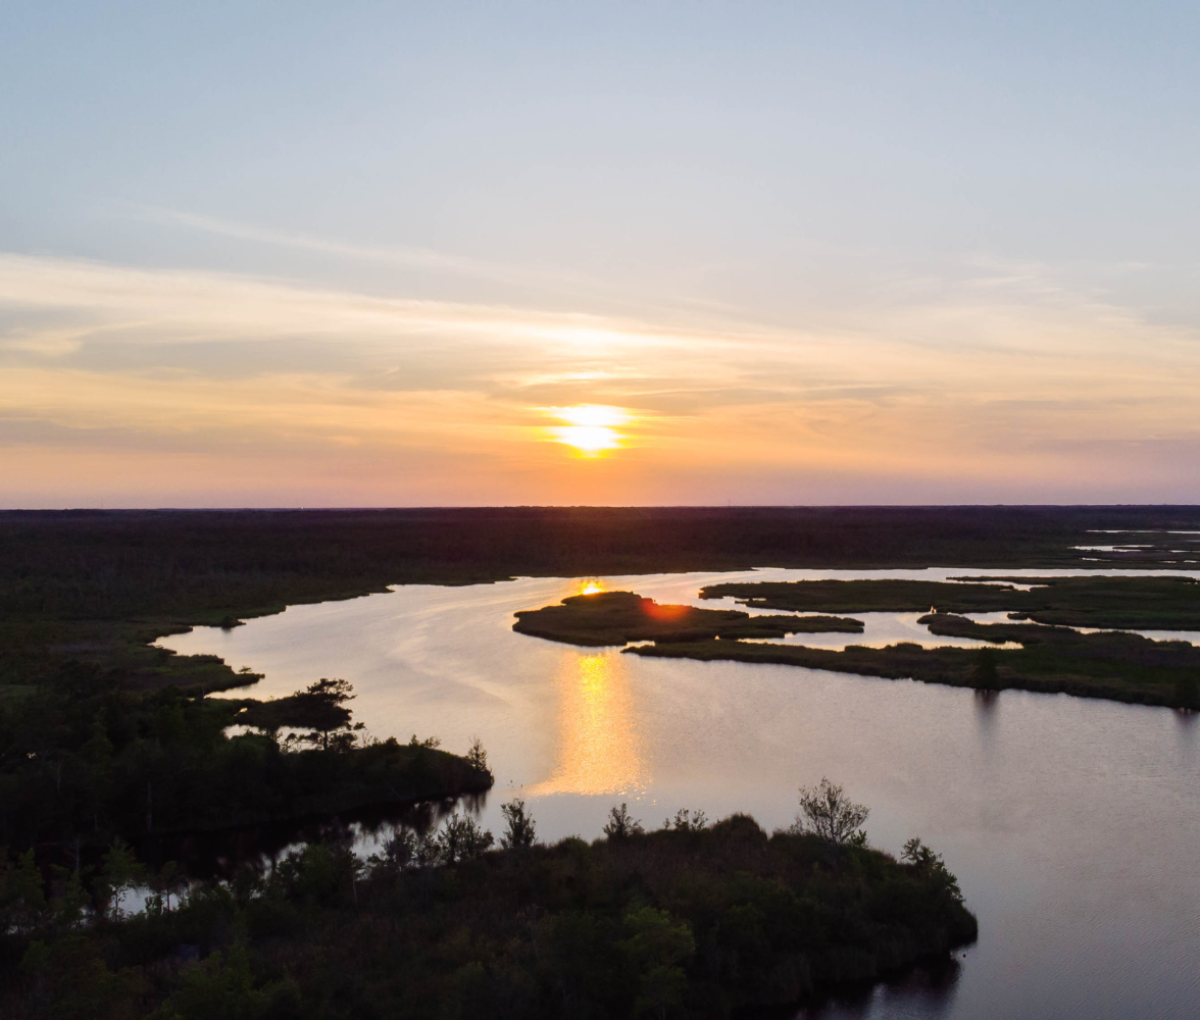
[546,405,631,457]
[556,425,620,455]
[579,580,605,595]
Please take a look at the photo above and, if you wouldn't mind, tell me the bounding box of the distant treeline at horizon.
[5,505,1200,591]
[3,504,1198,727]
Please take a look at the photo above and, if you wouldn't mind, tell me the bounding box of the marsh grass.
[513,591,862,647]
[700,576,1200,631]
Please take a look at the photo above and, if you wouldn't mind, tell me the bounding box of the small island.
[513,590,863,646]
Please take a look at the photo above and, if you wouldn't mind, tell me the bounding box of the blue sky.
[3,2,1199,505]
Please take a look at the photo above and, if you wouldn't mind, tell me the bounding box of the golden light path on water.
[526,650,647,797]
[526,580,645,796]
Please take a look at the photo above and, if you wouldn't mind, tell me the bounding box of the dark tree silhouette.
[290,678,363,750]
[790,778,869,846]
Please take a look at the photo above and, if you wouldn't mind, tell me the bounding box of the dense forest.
[1,799,976,1020]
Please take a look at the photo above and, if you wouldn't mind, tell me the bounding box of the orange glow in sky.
[4,252,1200,507]
[547,405,631,457]
[8,6,1200,509]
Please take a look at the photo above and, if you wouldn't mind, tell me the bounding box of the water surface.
[160,567,1200,1020]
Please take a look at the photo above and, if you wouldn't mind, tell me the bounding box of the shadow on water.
[972,688,999,763]
[1176,706,1198,755]
[792,957,963,1019]
[134,792,489,881]
[973,688,999,717]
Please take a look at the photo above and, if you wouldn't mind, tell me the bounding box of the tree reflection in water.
[136,793,486,883]
[798,956,963,1019]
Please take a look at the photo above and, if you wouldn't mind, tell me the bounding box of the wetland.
[515,575,1200,708]
[3,509,1200,1018]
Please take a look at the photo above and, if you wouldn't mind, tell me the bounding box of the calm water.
[160,568,1200,1019]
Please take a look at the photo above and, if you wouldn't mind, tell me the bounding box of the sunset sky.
[4,2,1200,506]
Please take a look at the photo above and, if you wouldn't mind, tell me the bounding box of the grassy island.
[700,575,1200,630]
[512,581,1200,709]
[513,590,863,646]
[0,803,976,1020]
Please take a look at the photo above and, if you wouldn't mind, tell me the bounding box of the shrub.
[435,813,494,864]
[790,779,869,846]
[500,799,537,850]
[603,803,645,839]
[465,737,489,773]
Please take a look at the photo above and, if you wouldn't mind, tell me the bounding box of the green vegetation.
[513,591,863,646]
[0,665,492,857]
[0,797,976,1020]
[630,620,1200,708]
[700,575,1200,630]
[513,580,1200,707]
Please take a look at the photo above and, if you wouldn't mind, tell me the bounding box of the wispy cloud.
[141,206,529,279]
[135,206,753,321]
[3,250,1200,505]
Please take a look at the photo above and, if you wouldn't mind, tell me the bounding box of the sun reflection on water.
[528,650,646,797]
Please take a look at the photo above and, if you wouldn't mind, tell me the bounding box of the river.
[159,567,1200,1019]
